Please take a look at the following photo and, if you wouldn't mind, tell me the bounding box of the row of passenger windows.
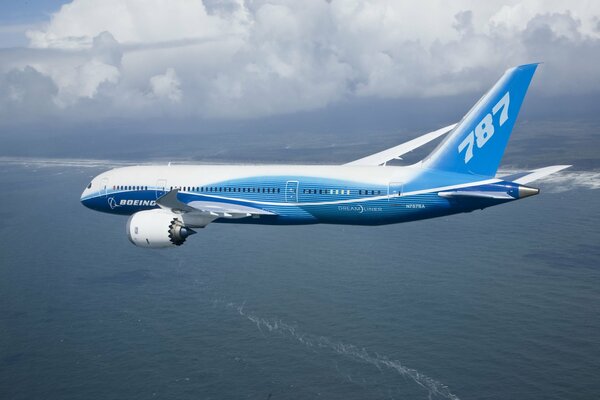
[114,185,383,196]
[359,189,383,195]
[173,186,281,194]
[114,185,147,191]
[303,189,351,195]
[303,189,383,195]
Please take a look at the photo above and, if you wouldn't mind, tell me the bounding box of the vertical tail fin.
[423,64,538,177]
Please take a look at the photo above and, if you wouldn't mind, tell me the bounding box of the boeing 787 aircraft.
[81,64,569,248]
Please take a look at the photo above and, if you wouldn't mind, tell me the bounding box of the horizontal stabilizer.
[345,123,456,166]
[500,165,571,184]
[438,191,515,200]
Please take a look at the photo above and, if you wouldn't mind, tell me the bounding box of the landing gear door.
[388,182,403,200]
[156,179,168,199]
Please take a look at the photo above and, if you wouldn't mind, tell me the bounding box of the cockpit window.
[87,182,92,189]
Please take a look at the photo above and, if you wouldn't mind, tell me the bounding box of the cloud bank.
[1,0,600,121]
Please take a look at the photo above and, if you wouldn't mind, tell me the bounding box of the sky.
[0,0,599,159]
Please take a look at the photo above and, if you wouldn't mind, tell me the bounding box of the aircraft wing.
[156,189,197,213]
[499,165,571,184]
[344,123,457,166]
[156,189,275,220]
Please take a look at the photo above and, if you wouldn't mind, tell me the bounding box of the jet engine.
[126,209,196,248]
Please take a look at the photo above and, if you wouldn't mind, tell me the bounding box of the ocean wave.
[216,300,460,400]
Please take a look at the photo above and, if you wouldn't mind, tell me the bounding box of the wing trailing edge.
[499,165,571,184]
[345,123,456,166]
[156,189,275,220]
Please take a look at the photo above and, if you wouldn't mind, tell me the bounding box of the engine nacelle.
[126,209,196,248]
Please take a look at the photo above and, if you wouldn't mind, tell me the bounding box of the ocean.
[0,159,598,400]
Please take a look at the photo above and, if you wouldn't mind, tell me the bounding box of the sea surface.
[0,160,598,400]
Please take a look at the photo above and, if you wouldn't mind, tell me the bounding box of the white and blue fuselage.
[81,164,528,225]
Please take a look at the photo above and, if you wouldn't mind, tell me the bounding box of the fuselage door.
[388,182,403,200]
[285,180,299,203]
[156,179,168,199]
[100,177,109,197]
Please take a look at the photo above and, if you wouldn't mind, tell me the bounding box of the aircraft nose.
[80,190,90,208]
[80,182,93,209]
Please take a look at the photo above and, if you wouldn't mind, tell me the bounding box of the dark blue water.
[1,160,598,400]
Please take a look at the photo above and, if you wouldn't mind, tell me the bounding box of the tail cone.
[518,185,540,199]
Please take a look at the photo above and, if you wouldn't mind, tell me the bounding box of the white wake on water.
[497,169,600,192]
[536,170,600,192]
[215,300,460,400]
[0,157,137,168]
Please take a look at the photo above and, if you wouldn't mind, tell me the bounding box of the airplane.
[81,63,570,248]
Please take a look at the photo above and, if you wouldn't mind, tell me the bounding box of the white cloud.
[0,66,60,122]
[1,0,599,120]
[26,0,237,48]
[149,68,182,102]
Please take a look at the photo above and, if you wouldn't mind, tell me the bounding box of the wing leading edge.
[344,123,457,166]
